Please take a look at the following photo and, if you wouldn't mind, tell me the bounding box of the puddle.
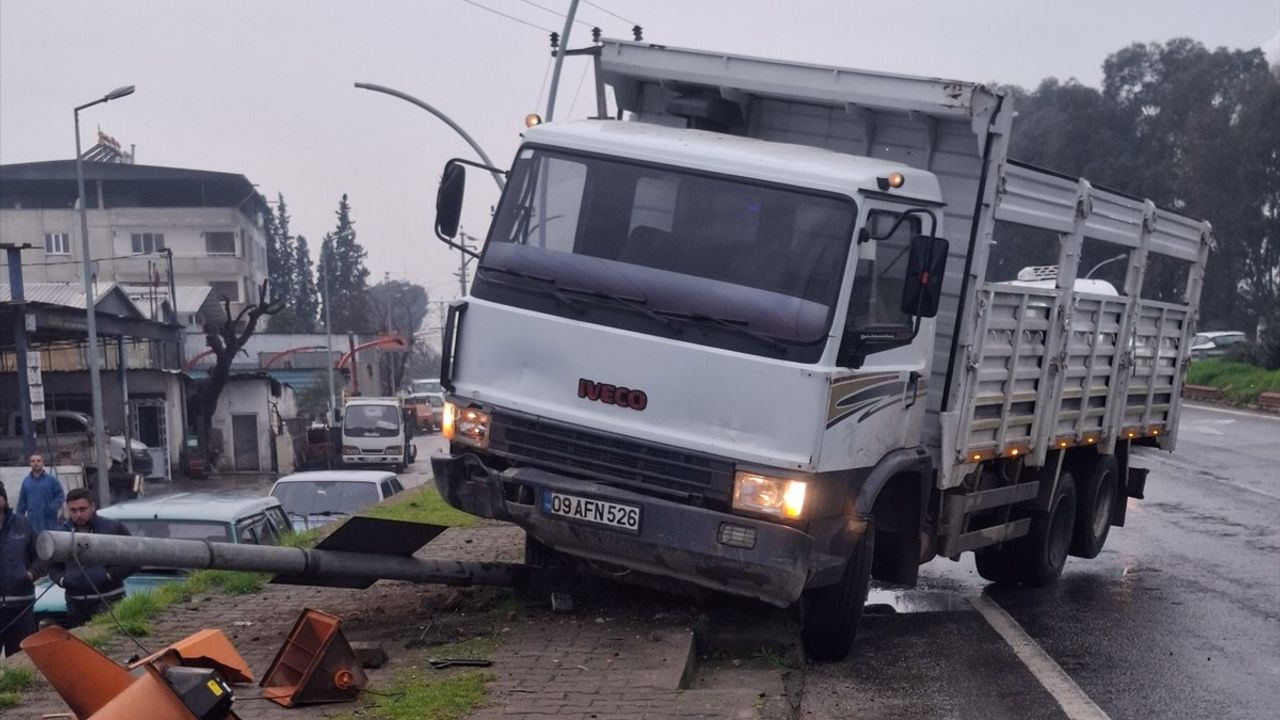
[865,588,969,614]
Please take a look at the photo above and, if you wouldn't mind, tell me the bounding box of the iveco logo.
[578,378,648,411]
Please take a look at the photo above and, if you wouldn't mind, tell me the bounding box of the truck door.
[838,205,932,448]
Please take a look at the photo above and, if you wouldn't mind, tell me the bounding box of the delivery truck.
[429,39,1212,660]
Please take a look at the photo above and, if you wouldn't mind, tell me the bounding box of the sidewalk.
[8,520,790,719]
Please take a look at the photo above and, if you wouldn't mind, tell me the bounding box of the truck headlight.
[385,446,402,455]
[342,445,359,455]
[443,402,490,449]
[733,471,807,520]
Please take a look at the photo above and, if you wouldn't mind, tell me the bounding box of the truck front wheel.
[801,517,874,662]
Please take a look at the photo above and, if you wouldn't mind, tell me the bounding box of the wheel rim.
[1091,472,1114,540]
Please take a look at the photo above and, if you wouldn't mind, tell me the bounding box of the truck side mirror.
[435,162,466,241]
[901,235,949,318]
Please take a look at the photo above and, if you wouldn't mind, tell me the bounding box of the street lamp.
[75,83,135,508]
[352,82,504,191]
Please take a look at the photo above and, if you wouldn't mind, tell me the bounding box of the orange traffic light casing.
[128,628,254,685]
[260,608,368,707]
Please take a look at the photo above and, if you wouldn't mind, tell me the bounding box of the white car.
[269,470,405,529]
[1189,331,1247,359]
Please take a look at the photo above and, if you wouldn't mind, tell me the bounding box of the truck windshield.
[476,147,857,360]
[343,405,401,437]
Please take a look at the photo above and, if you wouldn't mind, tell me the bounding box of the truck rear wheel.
[1070,456,1117,559]
[975,472,1077,586]
[801,517,874,662]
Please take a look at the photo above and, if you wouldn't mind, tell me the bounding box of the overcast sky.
[2,0,1277,303]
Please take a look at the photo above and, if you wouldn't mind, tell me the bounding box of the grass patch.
[88,589,167,636]
[351,669,490,720]
[0,692,20,710]
[362,485,478,528]
[0,666,34,694]
[1187,359,1280,404]
[278,527,322,548]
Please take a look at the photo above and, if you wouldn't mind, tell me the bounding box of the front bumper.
[431,452,814,607]
[343,453,399,466]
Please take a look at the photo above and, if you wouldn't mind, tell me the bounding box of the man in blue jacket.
[0,483,45,656]
[16,452,63,534]
[47,488,133,627]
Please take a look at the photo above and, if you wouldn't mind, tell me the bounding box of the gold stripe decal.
[826,373,903,428]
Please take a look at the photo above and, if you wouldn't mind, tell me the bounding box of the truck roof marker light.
[525,113,543,128]
[876,172,906,191]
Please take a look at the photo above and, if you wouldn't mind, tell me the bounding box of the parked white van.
[340,398,409,473]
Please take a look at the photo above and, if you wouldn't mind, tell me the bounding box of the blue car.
[34,493,294,626]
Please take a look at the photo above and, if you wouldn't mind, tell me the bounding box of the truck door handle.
[905,371,922,409]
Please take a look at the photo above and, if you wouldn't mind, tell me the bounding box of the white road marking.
[969,593,1112,720]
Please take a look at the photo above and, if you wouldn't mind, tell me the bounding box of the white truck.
[0,410,153,476]
[429,40,1211,660]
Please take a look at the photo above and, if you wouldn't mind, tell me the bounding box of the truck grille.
[488,413,733,501]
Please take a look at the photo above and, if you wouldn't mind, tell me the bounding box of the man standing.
[16,452,63,534]
[0,483,44,656]
[48,488,132,627]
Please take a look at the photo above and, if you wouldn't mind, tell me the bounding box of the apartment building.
[0,160,270,326]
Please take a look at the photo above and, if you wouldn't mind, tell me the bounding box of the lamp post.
[75,84,135,508]
[352,83,504,191]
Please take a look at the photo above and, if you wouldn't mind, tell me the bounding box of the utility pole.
[455,233,476,296]
[3,243,38,458]
[545,0,582,121]
[322,251,337,423]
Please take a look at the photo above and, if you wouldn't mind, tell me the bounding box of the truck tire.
[801,517,874,662]
[976,472,1077,586]
[1070,456,1118,559]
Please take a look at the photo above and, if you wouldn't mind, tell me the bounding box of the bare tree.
[196,279,286,465]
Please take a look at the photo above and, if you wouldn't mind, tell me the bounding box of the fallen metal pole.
[37,531,528,587]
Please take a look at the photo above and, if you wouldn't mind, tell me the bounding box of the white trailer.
[429,39,1211,660]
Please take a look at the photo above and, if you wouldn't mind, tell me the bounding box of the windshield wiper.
[653,310,789,353]
[476,265,586,313]
[557,285,684,333]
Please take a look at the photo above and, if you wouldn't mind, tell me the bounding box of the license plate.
[542,491,641,533]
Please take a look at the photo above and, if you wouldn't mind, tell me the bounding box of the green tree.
[1006,39,1279,334]
[266,194,301,332]
[367,279,430,393]
[292,234,319,332]
[320,194,370,332]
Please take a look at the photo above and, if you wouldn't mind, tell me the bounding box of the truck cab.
[341,398,410,473]
[433,118,947,653]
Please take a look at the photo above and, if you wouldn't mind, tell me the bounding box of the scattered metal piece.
[550,591,575,612]
[428,657,493,669]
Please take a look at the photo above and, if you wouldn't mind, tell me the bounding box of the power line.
[582,0,637,27]
[516,0,592,28]
[458,0,555,34]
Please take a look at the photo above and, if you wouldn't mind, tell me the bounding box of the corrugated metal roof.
[118,284,212,316]
[0,282,141,313]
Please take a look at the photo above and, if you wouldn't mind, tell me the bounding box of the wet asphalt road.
[803,403,1280,720]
